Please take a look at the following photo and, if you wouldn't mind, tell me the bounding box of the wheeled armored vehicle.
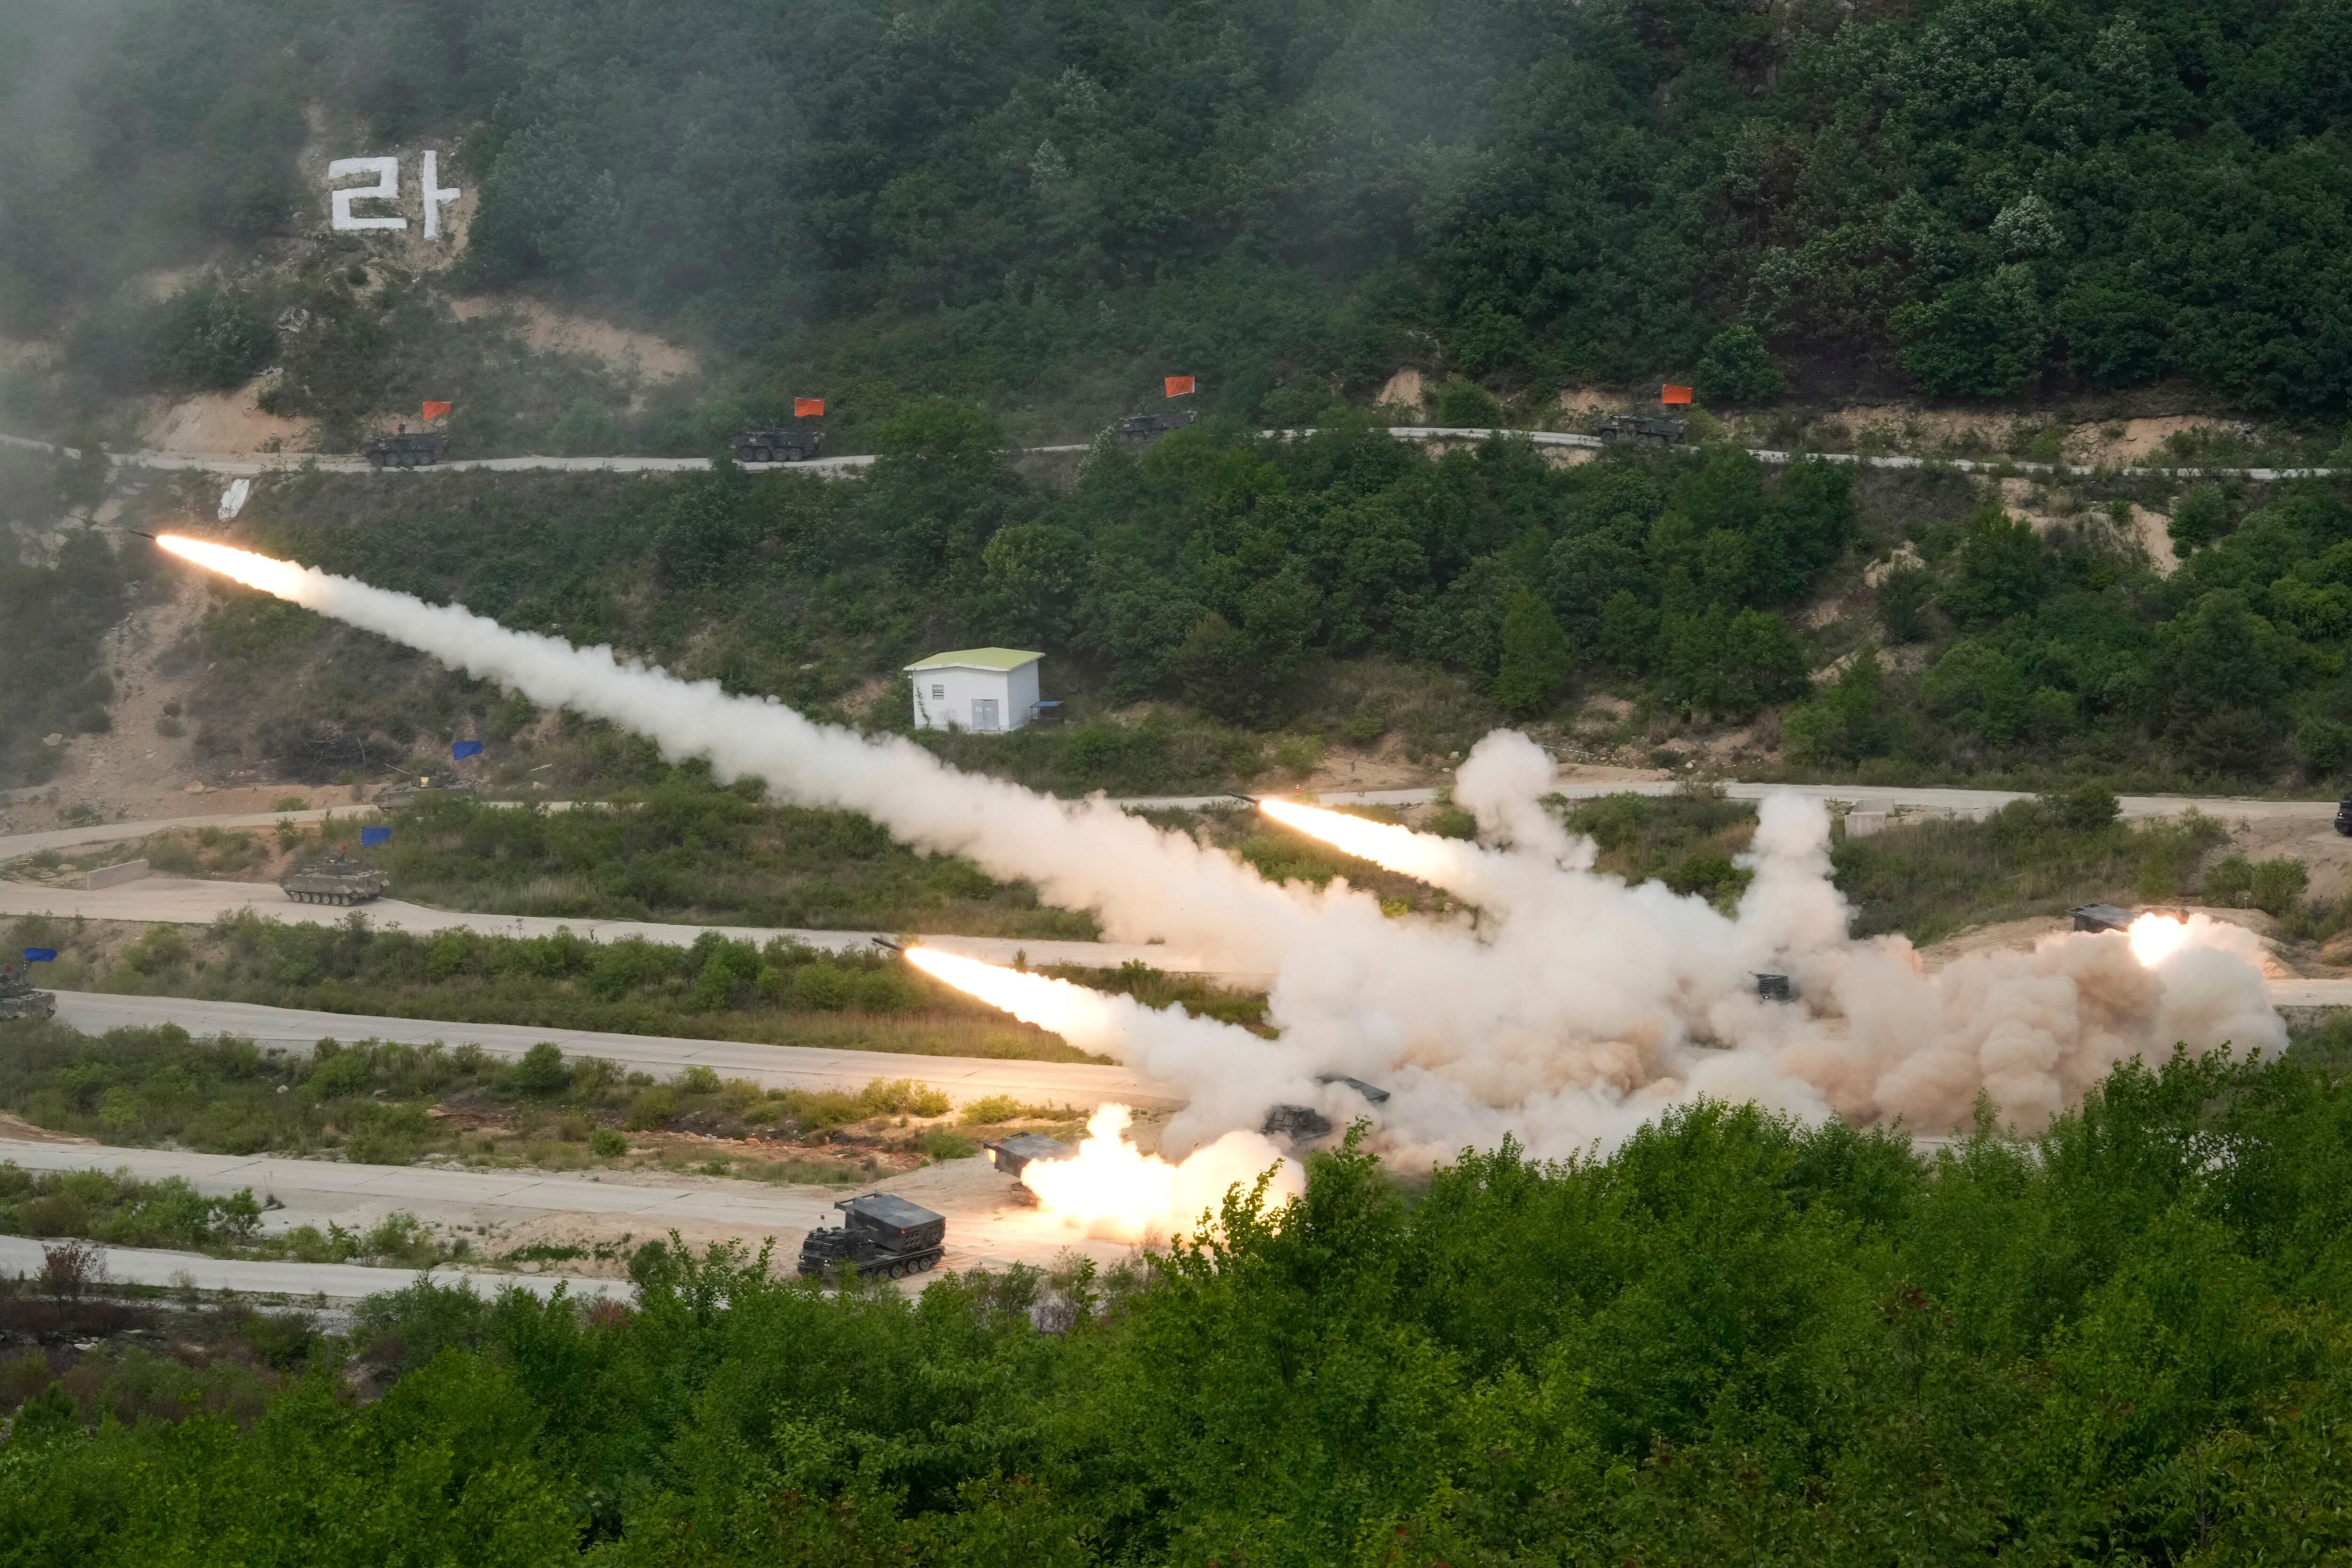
[0,963,56,1022]
[1591,414,1690,447]
[1113,409,1198,443]
[279,850,387,906]
[364,429,453,468]
[730,428,824,464]
[797,1192,946,1281]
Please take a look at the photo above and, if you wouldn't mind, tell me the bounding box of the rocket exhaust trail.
[152,537,2291,1163]
[149,536,1359,972]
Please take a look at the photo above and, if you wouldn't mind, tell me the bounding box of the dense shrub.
[13,1050,2352,1561]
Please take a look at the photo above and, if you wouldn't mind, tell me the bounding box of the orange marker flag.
[1164,375,1195,398]
[421,400,453,420]
[795,397,825,417]
[1661,385,1693,405]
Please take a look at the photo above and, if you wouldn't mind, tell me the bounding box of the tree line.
[10,1046,2352,1562]
[7,0,2352,436]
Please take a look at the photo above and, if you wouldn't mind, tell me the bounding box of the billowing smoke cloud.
[158,538,2287,1174]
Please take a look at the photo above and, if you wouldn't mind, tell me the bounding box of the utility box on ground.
[906,648,1044,733]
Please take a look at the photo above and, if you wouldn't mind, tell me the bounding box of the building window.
[930,684,945,700]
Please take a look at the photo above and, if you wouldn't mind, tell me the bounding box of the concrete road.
[0,805,385,860]
[0,1233,628,1304]
[1,780,2336,989]
[0,873,1246,980]
[7,425,2332,483]
[46,990,1183,1109]
[0,1134,1150,1289]
[1129,780,2344,824]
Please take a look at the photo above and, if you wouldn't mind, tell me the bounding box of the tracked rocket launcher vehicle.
[0,962,56,1022]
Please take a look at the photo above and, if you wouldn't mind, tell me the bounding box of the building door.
[973,698,1001,731]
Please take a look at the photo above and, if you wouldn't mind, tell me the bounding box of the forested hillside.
[15,1052,2352,1562]
[14,411,2352,794]
[6,0,2352,444]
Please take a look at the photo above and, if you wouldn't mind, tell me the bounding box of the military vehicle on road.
[364,429,453,468]
[371,774,477,811]
[730,428,825,464]
[0,962,57,1022]
[279,850,388,906]
[1591,413,1690,448]
[1113,409,1198,444]
[797,1192,947,1281]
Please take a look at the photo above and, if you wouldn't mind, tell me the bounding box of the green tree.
[1494,589,1574,713]
[1943,508,2047,625]
[1429,376,1504,427]
[1694,325,1785,404]
[2169,484,2233,555]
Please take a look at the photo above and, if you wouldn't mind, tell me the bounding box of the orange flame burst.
[152,534,310,595]
[902,946,1124,1053]
[1019,1104,1302,1243]
[2126,912,2191,968]
[1255,797,1470,882]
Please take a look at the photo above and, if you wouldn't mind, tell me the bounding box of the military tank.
[729,427,824,464]
[278,850,388,906]
[0,962,57,1022]
[370,774,477,811]
[1590,413,1690,448]
[364,428,453,468]
[1113,409,1198,444]
[797,1192,946,1282]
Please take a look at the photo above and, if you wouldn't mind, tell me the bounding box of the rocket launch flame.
[2128,912,2193,967]
[1254,797,1488,889]
[1012,1103,1303,1243]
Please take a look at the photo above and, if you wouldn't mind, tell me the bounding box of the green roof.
[904,647,1042,671]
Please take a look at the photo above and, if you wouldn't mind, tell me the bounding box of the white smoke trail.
[1245,732,2283,1157]
[157,537,2286,1173]
[154,536,1350,971]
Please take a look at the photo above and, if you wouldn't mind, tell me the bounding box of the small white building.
[906,647,1044,732]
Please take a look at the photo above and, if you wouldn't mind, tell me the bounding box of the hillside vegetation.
[75,412,2352,792]
[6,0,2352,450]
[16,1050,2352,1561]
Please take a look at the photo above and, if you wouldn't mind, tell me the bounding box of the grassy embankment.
[0,1165,456,1271]
[0,1015,1082,1186]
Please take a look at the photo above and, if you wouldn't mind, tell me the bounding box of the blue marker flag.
[360,826,391,846]
[452,740,483,759]
[23,948,56,963]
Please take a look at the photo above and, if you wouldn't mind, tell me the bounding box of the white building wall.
[1006,660,1041,724]
[911,665,1040,732]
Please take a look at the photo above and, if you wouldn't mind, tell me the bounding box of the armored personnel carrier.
[797,1192,946,1281]
[1113,409,1198,444]
[279,851,388,906]
[0,962,57,1022]
[1591,414,1690,448]
[729,428,824,463]
[364,429,453,468]
[371,774,477,811]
